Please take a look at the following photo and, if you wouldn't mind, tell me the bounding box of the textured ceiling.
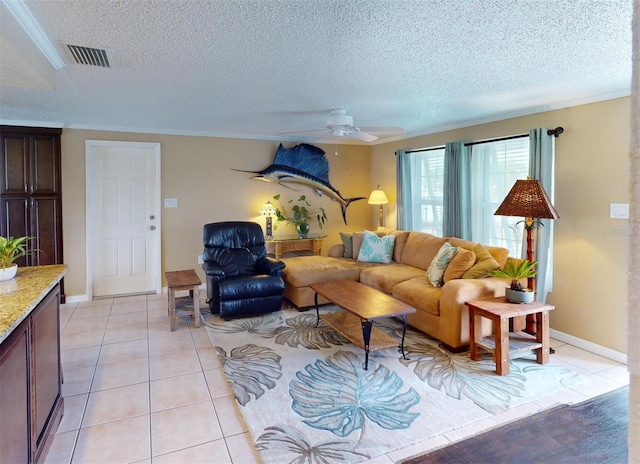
[0,0,633,144]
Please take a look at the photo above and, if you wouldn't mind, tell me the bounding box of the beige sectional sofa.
[281,227,514,351]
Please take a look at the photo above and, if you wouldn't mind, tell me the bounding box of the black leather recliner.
[202,221,286,319]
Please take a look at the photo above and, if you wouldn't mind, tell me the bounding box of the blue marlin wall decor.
[235,143,366,224]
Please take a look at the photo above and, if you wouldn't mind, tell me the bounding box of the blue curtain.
[396,149,411,230]
[443,141,471,239]
[529,127,555,302]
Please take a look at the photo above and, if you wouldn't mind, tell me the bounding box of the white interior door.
[86,140,161,298]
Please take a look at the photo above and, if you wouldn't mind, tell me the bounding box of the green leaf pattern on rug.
[271,313,351,349]
[256,426,369,463]
[400,335,579,414]
[290,351,420,437]
[216,344,282,406]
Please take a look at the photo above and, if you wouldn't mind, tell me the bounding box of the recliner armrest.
[257,257,286,275]
[202,262,225,280]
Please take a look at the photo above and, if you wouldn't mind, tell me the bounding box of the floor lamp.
[368,185,389,228]
[494,179,559,334]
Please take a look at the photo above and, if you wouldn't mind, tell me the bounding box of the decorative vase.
[296,222,310,239]
[0,264,18,281]
[505,287,535,304]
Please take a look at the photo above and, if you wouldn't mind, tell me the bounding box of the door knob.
[150,215,155,220]
[149,225,156,230]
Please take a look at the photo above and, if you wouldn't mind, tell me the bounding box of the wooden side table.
[465,297,555,375]
[265,234,325,258]
[165,269,202,331]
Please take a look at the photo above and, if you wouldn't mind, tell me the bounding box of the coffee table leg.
[361,320,373,370]
[399,315,409,360]
[314,292,320,327]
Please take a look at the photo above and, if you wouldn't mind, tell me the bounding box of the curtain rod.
[404,127,564,153]
[404,145,445,154]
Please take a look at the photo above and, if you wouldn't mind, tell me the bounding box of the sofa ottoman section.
[281,256,363,308]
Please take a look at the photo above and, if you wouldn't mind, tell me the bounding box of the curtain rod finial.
[547,127,564,137]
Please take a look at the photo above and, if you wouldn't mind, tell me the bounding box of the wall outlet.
[197,255,204,264]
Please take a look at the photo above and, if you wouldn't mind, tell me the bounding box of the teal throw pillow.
[357,230,395,264]
[425,242,458,287]
[339,232,353,258]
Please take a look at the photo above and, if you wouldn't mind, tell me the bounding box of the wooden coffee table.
[310,280,416,370]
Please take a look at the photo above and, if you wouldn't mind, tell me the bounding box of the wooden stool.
[465,297,554,375]
[165,269,202,331]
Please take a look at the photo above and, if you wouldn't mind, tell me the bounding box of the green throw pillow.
[426,242,458,287]
[462,243,500,279]
[339,232,353,258]
[357,230,395,263]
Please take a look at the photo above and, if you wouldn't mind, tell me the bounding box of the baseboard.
[549,328,627,364]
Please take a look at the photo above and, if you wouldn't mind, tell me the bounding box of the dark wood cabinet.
[1,126,64,297]
[0,126,63,265]
[0,318,30,464]
[0,284,64,464]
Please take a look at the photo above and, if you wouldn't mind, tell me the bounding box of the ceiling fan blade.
[278,129,330,136]
[357,126,405,134]
[348,131,378,142]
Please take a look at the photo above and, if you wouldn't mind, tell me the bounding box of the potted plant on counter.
[0,236,39,281]
[489,259,537,304]
[272,194,327,238]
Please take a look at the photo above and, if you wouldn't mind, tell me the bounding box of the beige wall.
[61,132,373,298]
[372,97,631,354]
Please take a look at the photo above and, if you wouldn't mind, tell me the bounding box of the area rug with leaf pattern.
[203,303,587,464]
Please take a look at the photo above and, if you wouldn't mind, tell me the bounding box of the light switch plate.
[164,198,178,208]
[610,203,629,219]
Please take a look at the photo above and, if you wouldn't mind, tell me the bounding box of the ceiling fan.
[281,109,404,142]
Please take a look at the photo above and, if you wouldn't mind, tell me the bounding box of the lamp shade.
[494,179,559,219]
[260,201,277,217]
[368,186,388,205]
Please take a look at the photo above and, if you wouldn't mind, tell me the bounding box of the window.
[406,148,445,236]
[402,137,530,257]
[470,137,530,257]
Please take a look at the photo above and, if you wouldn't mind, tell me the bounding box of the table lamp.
[260,201,277,240]
[368,185,389,228]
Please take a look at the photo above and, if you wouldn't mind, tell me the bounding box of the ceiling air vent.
[65,44,111,68]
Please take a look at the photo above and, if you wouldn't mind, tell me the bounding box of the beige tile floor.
[42,293,630,464]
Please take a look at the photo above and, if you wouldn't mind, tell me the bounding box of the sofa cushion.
[393,277,442,316]
[426,242,458,287]
[462,243,501,279]
[443,248,476,282]
[357,230,396,263]
[360,263,424,294]
[339,232,353,258]
[281,256,361,287]
[448,237,476,251]
[485,245,509,267]
[448,237,509,267]
[377,227,410,261]
[399,232,448,270]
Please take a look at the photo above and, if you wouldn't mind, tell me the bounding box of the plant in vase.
[489,258,537,304]
[0,235,40,281]
[272,194,327,238]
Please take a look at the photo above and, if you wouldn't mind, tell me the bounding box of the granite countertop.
[0,264,66,344]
